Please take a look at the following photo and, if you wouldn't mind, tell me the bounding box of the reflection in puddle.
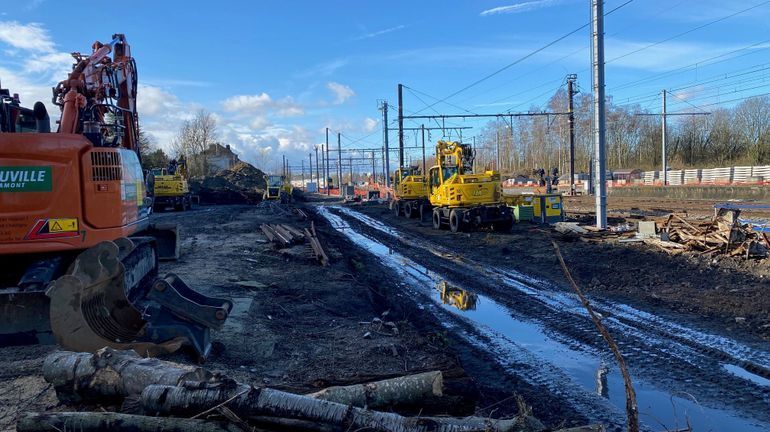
[319,206,770,432]
[436,281,478,311]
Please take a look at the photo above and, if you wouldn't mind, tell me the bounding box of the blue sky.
[1,0,769,171]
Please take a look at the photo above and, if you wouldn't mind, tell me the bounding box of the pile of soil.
[190,162,267,204]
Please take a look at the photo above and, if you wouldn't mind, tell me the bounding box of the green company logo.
[0,166,53,192]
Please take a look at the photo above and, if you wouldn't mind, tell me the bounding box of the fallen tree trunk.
[141,383,545,432]
[43,348,212,403]
[308,371,443,409]
[16,412,244,432]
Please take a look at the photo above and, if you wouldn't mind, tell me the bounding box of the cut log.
[308,371,443,409]
[43,348,212,403]
[141,383,545,432]
[16,412,244,432]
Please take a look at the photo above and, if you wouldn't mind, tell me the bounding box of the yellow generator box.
[504,194,563,224]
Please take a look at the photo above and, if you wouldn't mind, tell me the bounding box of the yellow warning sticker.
[48,218,78,233]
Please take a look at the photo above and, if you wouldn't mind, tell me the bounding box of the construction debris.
[39,349,553,432]
[660,208,769,258]
[189,162,266,204]
[305,221,330,266]
[260,223,305,247]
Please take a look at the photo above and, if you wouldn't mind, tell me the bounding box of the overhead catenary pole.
[661,89,668,186]
[301,159,305,188]
[325,128,331,196]
[592,0,607,229]
[567,74,577,196]
[496,130,501,171]
[349,155,353,185]
[421,124,426,175]
[337,133,342,192]
[315,146,320,186]
[380,101,391,189]
[371,151,376,184]
[397,84,405,169]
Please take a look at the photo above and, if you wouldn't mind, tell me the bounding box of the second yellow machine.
[428,140,513,232]
[390,166,431,219]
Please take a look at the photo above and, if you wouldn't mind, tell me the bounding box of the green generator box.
[512,205,535,222]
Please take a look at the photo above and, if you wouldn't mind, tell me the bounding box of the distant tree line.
[474,92,770,176]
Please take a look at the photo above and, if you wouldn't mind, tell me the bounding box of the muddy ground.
[355,197,770,343]
[2,193,769,431]
[0,201,480,431]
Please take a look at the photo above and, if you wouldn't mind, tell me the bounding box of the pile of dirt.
[189,161,267,204]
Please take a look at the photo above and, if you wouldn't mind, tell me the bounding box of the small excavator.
[0,34,230,360]
[263,174,292,204]
[150,157,192,211]
[428,140,513,232]
[390,166,431,220]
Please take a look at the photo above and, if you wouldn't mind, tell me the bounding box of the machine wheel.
[432,209,442,229]
[404,202,414,218]
[449,209,463,233]
[393,201,401,217]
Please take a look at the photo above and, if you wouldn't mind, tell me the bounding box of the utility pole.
[661,89,668,186]
[496,130,501,171]
[325,128,330,195]
[301,159,305,188]
[421,124,426,174]
[592,0,607,229]
[282,155,286,176]
[337,132,342,191]
[380,101,391,189]
[309,153,313,186]
[567,74,577,196]
[371,151,376,184]
[397,84,404,169]
[314,146,320,186]
[349,155,353,185]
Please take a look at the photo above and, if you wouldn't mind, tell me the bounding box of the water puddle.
[723,364,770,387]
[319,205,770,432]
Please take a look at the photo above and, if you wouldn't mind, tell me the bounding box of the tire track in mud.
[316,206,629,431]
[323,205,770,432]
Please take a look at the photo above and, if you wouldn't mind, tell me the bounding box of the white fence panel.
[668,170,684,185]
[751,165,770,180]
[732,166,753,182]
[684,169,701,184]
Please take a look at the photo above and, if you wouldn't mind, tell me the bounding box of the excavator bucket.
[47,237,231,360]
[145,223,180,260]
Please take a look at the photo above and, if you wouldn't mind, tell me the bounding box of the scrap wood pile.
[190,162,267,205]
[259,206,328,266]
[18,348,600,432]
[658,208,769,258]
[554,222,635,243]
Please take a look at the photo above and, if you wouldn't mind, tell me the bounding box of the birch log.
[308,371,443,408]
[43,348,212,403]
[141,383,545,432]
[16,412,244,432]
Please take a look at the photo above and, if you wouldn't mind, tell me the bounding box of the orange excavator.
[0,34,231,360]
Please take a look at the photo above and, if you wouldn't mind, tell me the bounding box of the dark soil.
[353,201,770,343]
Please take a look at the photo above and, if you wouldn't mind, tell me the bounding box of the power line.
[408,0,635,116]
[606,0,770,65]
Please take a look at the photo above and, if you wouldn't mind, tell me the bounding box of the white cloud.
[480,0,564,16]
[221,93,304,117]
[327,82,354,105]
[353,25,406,41]
[0,21,55,52]
[250,116,271,130]
[363,117,378,132]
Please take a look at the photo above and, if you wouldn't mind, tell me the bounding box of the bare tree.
[171,110,218,176]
